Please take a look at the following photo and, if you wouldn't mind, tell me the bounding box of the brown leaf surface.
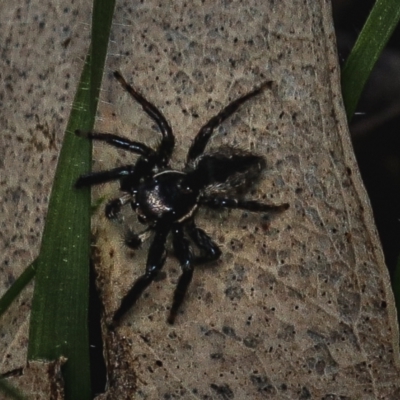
[91,1,400,399]
[0,0,90,382]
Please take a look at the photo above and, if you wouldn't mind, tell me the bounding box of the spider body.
[135,170,198,223]
[76,71,288,326]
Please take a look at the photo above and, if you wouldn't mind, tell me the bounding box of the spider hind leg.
[186,220,221,264]
[201,196,290,214]
[111,221,170,328]
[168,224,194,324]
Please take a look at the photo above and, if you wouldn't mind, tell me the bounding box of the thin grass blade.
[27,0,116,399]
[341,0,400,120]
[0,378,27,400]
[0,261,37,319]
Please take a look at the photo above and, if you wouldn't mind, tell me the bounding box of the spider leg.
[168,224,194,324]
[113,71,175,165]
[111,220,171,328]
[75,165,135,188]
[186,81,272,163]
[75,130,156,158]
[118,156,155,193]
[200,196,290,213]
[75,129,157,190]
[186,219,222,264]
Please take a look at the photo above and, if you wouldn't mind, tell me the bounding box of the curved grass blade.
[341,0,400,121]
[27,0,116,399]
[0,378,27,400]
[0,261,37,319]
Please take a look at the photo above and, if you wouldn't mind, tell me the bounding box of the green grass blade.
[27,52,92,397]
[0,378,27,400]
[341,0,400,121]
[27,0,115,399]
[0,261,37,319]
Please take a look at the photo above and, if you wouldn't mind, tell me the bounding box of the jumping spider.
[76,71,289,326]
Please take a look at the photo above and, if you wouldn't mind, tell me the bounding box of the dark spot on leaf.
[210,383,234,399]
[250,374,276,395]
[225,285,244,301]
[222,326,236,338]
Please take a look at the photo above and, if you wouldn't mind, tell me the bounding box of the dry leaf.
[1,1,400,399]
[91,1,400,399]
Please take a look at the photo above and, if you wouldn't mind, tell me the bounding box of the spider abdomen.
[186,148,267,194]
[135,170,198,222]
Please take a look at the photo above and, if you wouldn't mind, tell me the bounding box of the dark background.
[332,0,400,278]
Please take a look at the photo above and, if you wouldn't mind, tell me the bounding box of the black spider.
[75,71,289,326]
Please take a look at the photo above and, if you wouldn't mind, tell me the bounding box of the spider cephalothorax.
[76,71,289,325]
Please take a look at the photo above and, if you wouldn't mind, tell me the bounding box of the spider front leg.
[111,220,171,328]
[75,165,136,188]
[75,130,155,158]
[75,146,156,221]
[113,71,175,165]
[74,129,155,188]
[168,224,194,324]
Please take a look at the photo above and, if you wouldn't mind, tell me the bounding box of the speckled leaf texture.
[6,359,66,399]
[1,1,400,399]
[0,0,92,382]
